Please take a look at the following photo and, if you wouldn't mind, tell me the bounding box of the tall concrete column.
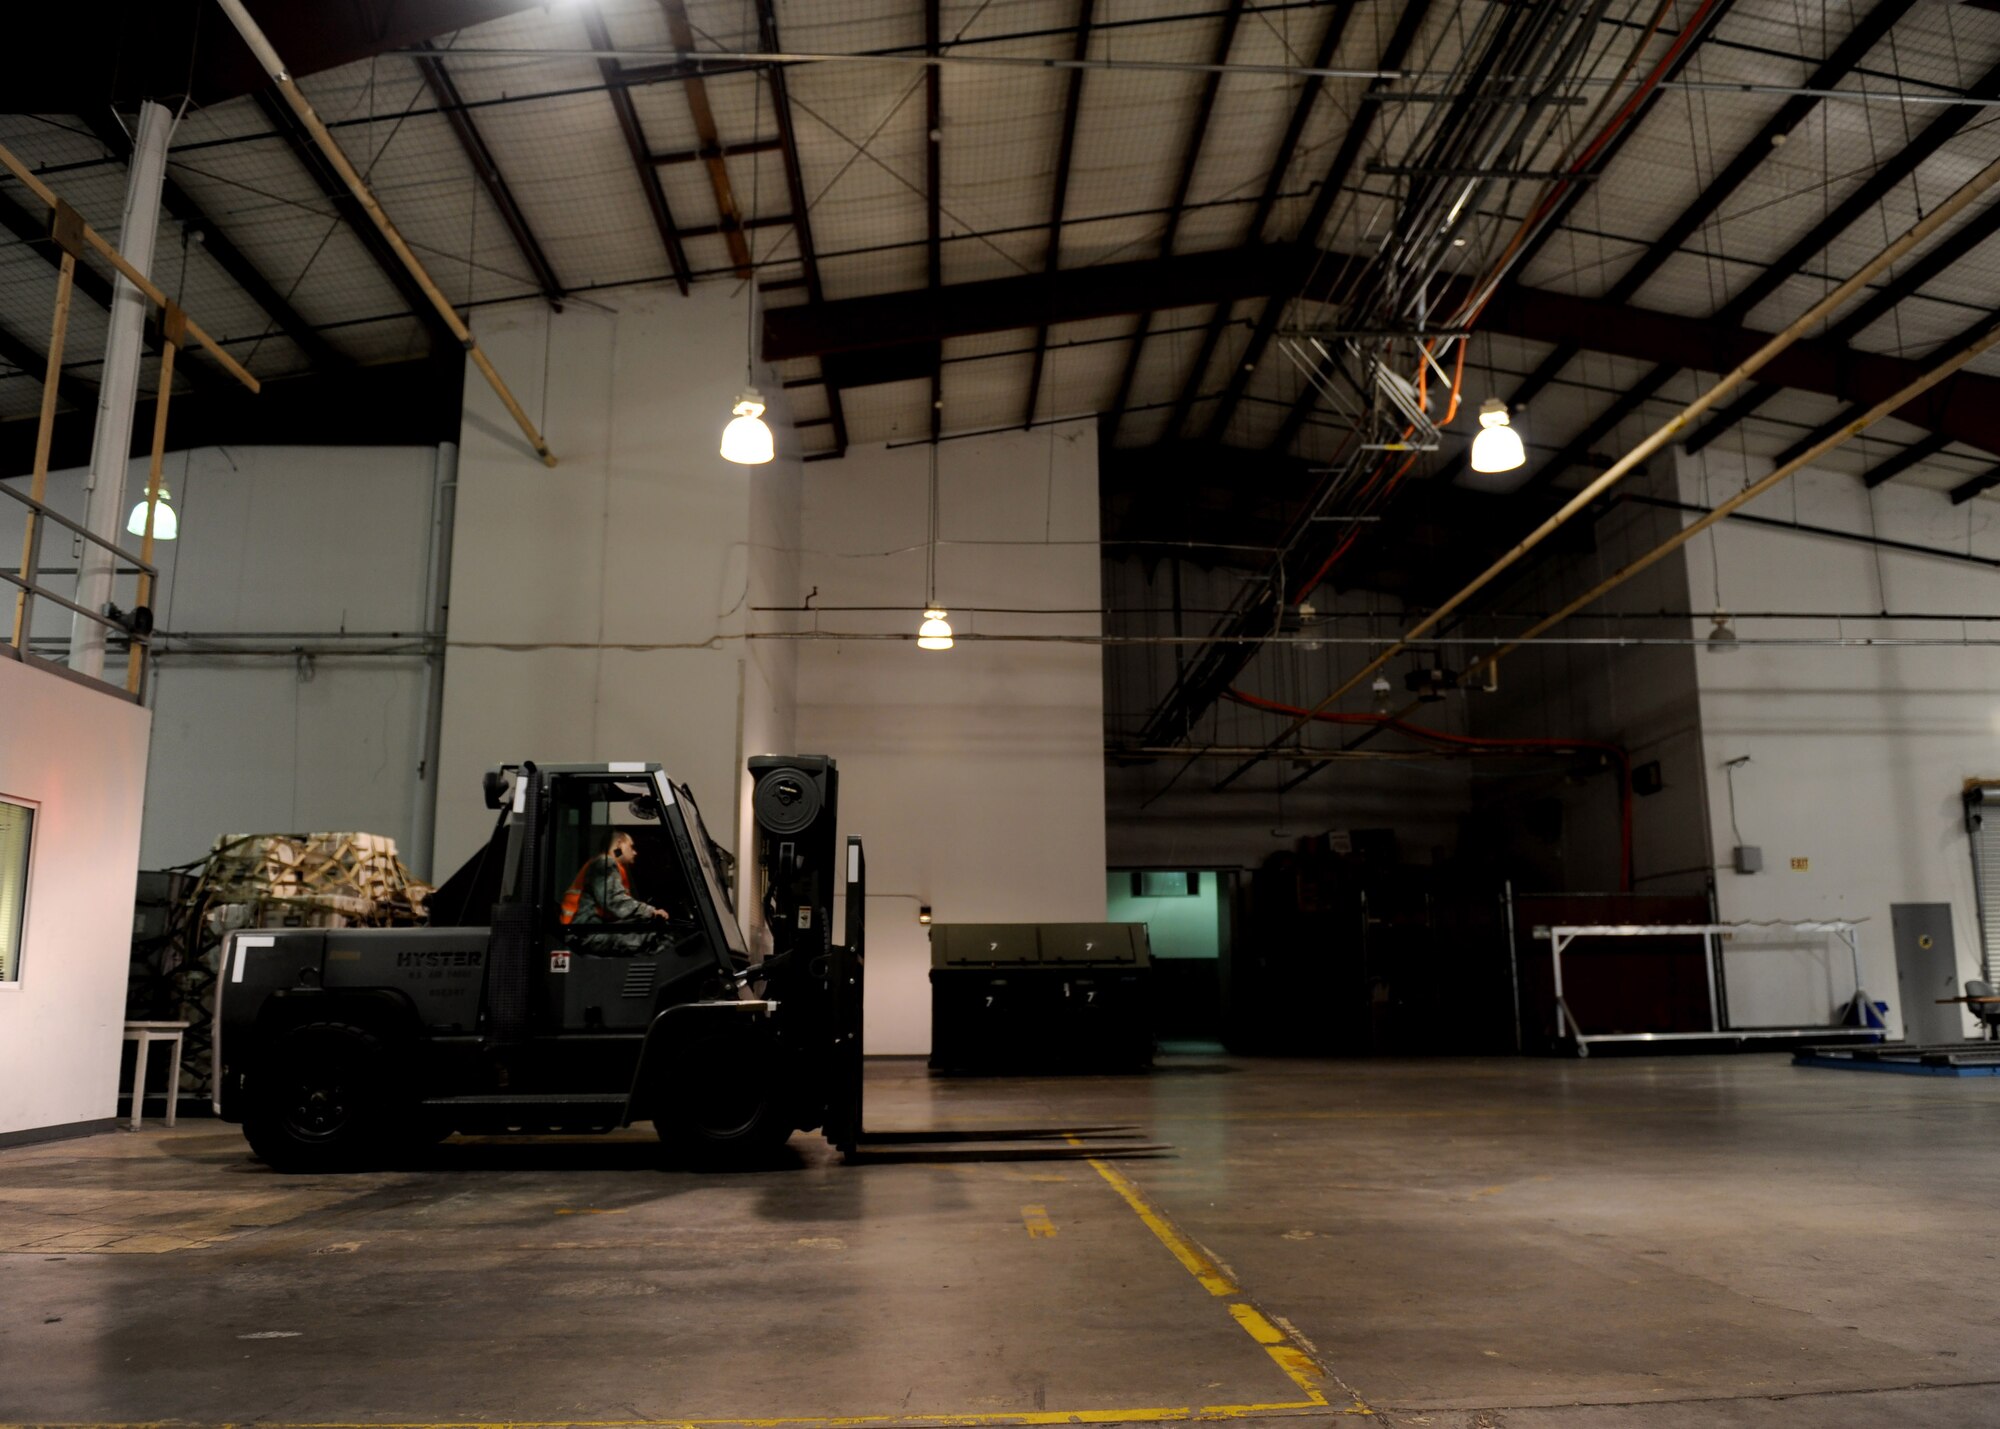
[71,99,173,679]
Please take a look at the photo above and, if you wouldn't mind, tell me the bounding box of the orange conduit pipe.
[1223,688,1633,892]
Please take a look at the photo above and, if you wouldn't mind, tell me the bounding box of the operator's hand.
[652,908,671,922]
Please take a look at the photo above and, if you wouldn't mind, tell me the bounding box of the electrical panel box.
[1733,845,1763,874]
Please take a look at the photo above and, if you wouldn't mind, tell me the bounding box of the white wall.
[1,445,443,872]
[0,658,151,1138]
[437,284,802,905]
[1679,447,2000,1038]
[793,423,1107,1053]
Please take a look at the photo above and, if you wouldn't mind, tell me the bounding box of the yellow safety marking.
[1226,1306,1325,1405]
[0,1405,1370,1429]
[1082,1157,1237,1297]
[1021,1205,1058,1239]
[1076,1148,1365,1417]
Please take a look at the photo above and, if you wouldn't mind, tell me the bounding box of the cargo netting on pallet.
[129,832,435,1100]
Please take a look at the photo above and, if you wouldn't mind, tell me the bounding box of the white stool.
[123,1020,190,1131]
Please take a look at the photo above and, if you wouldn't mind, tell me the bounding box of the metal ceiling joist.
[1950,463,2000,504]
[1199,0,1434,446]
[0,173,228,392]
[1022,0,1097,431]
[250,89,458,348]
[0,320,95,412]
[1162,3,1356,444]
[927,0,943,443]
[413,44,566,309]
[660,0,753,279]
[1103,0,1242,440]
[1503,0,1924,489]
[1683,53,2000,455]
[1862,432,1952,489]
[753,0,845,458]
[79,110,351,373]
[763,242,2000,455]
[583,8,692,295]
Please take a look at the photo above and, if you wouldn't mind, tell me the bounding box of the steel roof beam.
[1508,0,1926,489]
[1162,2,1356,443]
[413,45,566,310]
[82,110,351,371]
[0,320,96,412]
[1201,0,1433,445]
[1682,52,2000,455]
[754,0,845,456]
[927,0,944,442]
[659,0,754,279]
[1023,0,1098,431]
[1950,463,2000,504]
[251,89,459,348]
[1102,0,1242,440]
[583,9,692,295]
[1862,431,1951,489]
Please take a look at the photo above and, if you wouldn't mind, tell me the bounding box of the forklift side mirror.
[483,769,515,810]
[628,796,662,821]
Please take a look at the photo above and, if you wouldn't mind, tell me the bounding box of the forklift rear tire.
[244,1022,405,1173]
[652,1022,793,1167]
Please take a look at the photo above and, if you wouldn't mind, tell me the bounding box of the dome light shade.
[126,486,178,541]
[1469,397,1526,474]
[720,389,775,465]
[917,608,954,650]
[1707,609,1739,653]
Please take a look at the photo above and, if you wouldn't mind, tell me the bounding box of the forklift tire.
[652,1021,793,1168]
[244,1022,405,1173]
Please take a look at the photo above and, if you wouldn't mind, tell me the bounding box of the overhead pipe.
[210,0,558,467]
[1459,315,2000,684]
[1223,687,1632,891]
[1215,143,2000,789]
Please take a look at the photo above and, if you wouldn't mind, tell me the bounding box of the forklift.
[212,756,861,1171]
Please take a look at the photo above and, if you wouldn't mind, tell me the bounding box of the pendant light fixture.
[126,486,178,541]
[1706,609,1739,653]
[720,99,775,468]
[1469,396,1526,474]
[916,442,952,651]
[720,391,774,464]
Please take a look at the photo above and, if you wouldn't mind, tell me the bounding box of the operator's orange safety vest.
[559,856,630,925]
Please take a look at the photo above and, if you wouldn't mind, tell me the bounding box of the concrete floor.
[4,1054,2000,1428]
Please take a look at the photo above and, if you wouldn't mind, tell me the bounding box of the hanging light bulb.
[1706,609,1740,654]
[1469,397,1526,474]
[126,486,178,541]
[917,608,954,651]
[1371,674,1394,715]
[719,389,774,465]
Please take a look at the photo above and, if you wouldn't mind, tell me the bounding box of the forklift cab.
[528,768,749,1032]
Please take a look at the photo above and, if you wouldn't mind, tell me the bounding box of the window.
[1132,870,1200,898]
[545,776,697,928]
[0,797,32,985]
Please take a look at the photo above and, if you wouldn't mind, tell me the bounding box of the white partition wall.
[437,286,802,904]
[0,660,151,1141]
[1680,448,2000,1040]
[793,422,1108,1054]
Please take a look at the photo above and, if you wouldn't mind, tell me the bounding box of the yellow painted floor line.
[1082,1158,1237,1297]
[1077,1151,1367,1418]
[0,1406,1363,1429]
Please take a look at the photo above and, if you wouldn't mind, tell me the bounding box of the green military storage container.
[928,923,1152,1072]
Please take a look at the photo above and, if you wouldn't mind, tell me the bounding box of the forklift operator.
[560,832,672,955]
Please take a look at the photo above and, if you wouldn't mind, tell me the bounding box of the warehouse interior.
[8,1,2000,1424]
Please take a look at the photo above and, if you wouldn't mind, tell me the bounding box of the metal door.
[1892,903,1963,1045]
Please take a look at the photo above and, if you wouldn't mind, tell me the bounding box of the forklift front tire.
[651,1022,793,1167]
[244,1022,404,1173]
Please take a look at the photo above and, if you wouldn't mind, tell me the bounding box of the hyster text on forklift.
[212,756,862,1171]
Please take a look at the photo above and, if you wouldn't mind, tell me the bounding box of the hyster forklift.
[213,756,862,1171]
